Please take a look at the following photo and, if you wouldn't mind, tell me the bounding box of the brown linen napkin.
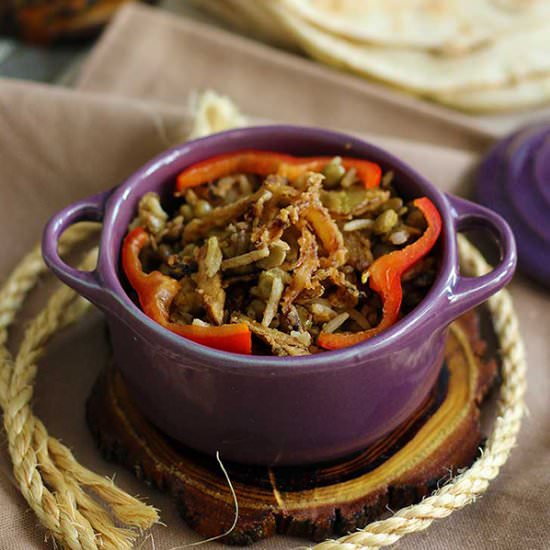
[78,3,550,142]
[75,3,494,153]
[0,77,549,550]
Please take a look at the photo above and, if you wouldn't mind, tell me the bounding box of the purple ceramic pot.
[476,123,550,287]
[42,126,516,465]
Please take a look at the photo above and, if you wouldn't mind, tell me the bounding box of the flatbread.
[263,1,550,95]
[230,0,299,49]
[434,74,550,113]
[278,0,550,53]
[198,0,550,112]
[193,0,298,49]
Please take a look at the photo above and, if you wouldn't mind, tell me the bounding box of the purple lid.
[477,124,550,288]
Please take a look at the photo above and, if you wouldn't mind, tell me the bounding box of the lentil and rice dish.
[122,150,442,355]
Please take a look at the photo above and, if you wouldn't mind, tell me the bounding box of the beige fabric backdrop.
[77,3,550,145]
[0,3,549,549]
[76,3,493,152]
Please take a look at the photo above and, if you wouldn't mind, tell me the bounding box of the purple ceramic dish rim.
[43,125,517,373]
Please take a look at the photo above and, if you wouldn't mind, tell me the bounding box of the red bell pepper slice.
[317,197,442,350]
[122,227,252,354]
[176,150,382,192]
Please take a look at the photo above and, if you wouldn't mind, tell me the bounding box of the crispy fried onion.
[281,224,320,314]
[183,187,272,242]
[232,313,310,356]
[295,174,347,267]
[316,267,360,309]
[252,174,346,270]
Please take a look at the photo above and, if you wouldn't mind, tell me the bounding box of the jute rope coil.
[0,93,526,549]
[0,226,159,550]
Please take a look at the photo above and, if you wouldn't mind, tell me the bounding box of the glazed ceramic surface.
[43,126,516,465]
[477,123,550,288]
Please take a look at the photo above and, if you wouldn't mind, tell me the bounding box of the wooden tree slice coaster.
[86,309,498,545]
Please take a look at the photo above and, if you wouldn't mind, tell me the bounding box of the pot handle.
[445,194,517,318]
[42,190,112,306]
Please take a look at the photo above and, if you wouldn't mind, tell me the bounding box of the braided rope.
[0,92,245,548]
[0,227,159,550]
[313,235,527,550]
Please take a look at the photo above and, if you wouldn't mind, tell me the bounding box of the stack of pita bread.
[196,0,550,113]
